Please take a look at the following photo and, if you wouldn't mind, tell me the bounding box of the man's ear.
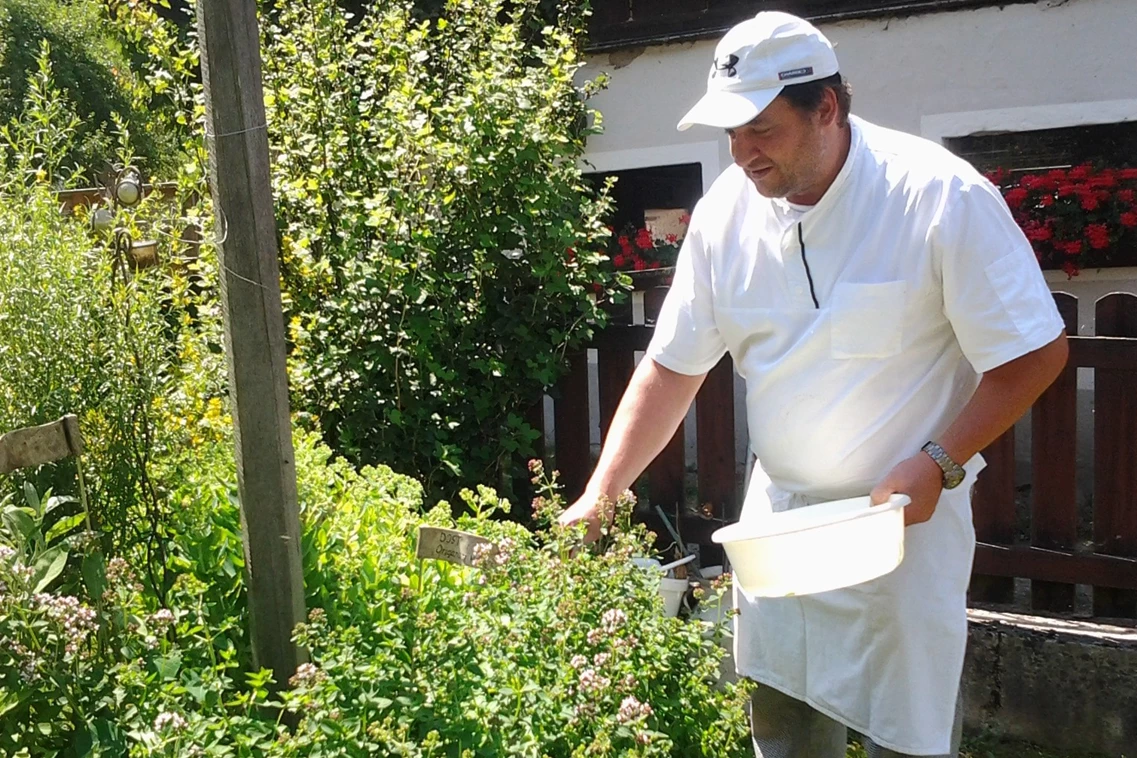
[816,87,840,128]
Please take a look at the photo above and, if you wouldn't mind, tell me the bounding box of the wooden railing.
[537,281,1137,619]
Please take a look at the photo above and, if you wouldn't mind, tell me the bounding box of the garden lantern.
[114,167,143,207]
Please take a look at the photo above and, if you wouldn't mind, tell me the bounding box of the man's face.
[727,96,829,204]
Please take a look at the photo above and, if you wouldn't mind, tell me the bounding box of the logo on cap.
[713,54,739,78]
[778,66,814,81]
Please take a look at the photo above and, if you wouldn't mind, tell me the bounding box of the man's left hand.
[871,452,944,525]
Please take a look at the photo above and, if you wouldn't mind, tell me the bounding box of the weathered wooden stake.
[197,0,307,688]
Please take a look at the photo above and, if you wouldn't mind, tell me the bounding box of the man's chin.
[749,178,786,199]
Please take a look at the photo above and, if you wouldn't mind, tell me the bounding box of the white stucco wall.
[581,0,1137,182]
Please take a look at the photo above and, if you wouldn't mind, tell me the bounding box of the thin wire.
[221,263,269,291]
[204,122,268,139]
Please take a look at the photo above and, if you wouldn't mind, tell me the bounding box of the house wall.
[581,0,1137,179]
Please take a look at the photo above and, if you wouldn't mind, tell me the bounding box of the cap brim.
[676,86,782,132]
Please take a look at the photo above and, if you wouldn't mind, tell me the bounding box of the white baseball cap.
[677,12,839,132]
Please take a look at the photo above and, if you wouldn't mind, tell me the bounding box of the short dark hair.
[777,73,852,127]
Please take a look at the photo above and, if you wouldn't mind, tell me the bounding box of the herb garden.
[0,0,755,754]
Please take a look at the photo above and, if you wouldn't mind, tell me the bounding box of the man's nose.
[731,134,762,167]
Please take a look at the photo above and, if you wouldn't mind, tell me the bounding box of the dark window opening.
[947,121,1137,175]
[584,162,703,232]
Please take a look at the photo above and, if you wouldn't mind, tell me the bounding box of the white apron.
[733,455,984,756]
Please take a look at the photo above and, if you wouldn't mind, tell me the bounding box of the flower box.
[987,164,1137,278]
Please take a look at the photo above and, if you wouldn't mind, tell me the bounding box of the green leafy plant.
[0,47,226,597]
[271,457,752,756]
[0,543,282,756]
[265,0,627,501]
[3,432,752,756]
[0,0,184,181]
[0,484,92,594]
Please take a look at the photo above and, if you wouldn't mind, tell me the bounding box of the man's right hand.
[557,491,612,544]
[554,358,706,544]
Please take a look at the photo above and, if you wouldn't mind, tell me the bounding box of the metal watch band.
[921,441,965,489]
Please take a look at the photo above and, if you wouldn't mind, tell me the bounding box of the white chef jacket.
[645,116,1064,755]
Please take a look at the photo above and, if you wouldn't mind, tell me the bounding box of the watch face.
[943,469,965,489]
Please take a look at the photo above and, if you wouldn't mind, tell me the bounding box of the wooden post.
[197,0,307,688]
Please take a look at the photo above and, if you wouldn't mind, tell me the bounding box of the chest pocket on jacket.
[830,281,907,359]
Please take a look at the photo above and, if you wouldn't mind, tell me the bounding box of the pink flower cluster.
[34,593,97,655]
[617,695,654,724]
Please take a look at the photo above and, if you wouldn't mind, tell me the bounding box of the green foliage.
[273,456,752,756]
[0,49,226,595]
[2,432,750,756]
[0,544,280,756]
[0,484,93,594]
[0,0,183,180]
[266,0,627,500]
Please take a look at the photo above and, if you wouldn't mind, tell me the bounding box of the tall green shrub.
[265,0,625,500]
[0,46,225,592]
[0,0,183,180]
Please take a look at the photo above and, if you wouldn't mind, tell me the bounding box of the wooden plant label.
[416,526,492,568]
[0,415,83,474]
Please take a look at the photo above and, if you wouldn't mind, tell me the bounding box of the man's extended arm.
[557,358,706,541]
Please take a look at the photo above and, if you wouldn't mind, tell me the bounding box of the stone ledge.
[963,608,1137,756]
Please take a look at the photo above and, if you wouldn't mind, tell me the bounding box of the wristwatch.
[921,441,965,490]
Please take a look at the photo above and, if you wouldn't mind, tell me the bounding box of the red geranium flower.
[1068,164,1092,181]
[1080,194,1100,212]
[1059,240,1083,256]
[1118,189,1135,203]
[679,213,692,226]
[1090,173,1118,188]
[1040,195,1054,207]
[1024,221,1052,242]
[618,235,633,255]
[1004,188,1029,208]
[635,228,654,251]
[1062,261,1080,278]
[1119,168,1137,180]
[1085,223,1110,250]
[1121,212,1137,228]
[633,258,648,271]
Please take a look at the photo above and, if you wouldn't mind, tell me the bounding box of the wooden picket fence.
[538,280,1137,620]
[540,280,738,565]
[971,291,1137,619]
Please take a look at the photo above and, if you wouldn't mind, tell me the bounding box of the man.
[558,11,1068,758]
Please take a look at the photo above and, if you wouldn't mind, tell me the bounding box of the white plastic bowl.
[712,494,910,598]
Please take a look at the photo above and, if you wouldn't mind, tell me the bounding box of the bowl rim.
[712,493,911,544]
